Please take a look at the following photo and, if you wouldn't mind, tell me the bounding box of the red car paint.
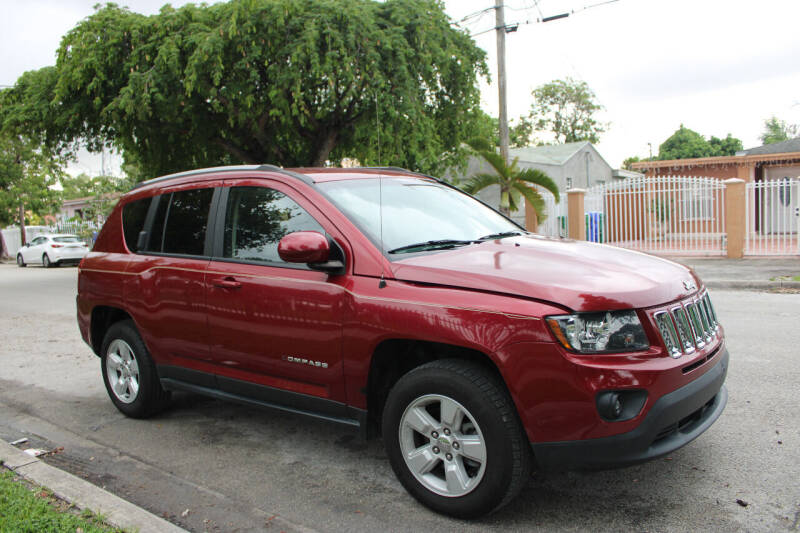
[77,166,726,453]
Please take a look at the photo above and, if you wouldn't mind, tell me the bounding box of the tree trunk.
[0,231,7,260]
[310,130,338,167]
[499,186,510,216]
[19,202,27,246]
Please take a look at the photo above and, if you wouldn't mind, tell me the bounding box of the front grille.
[653,292,719,359]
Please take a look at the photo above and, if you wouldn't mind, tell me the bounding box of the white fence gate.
[538,176,728,255]
[745,178,800,255]
[539,190,567,238]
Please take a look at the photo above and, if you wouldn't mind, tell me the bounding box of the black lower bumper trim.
[532,347,729,470]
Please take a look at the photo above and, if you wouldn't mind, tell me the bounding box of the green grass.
[0,469,126,533]
[769,275,800,281]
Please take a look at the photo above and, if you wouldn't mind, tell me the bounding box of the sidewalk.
[0,440,187,533]
[666,256,800,290]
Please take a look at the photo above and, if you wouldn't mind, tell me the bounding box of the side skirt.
[158,366,367,436]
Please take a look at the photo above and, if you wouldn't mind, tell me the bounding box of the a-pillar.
[567,188,586,241]
[724,178,746,258]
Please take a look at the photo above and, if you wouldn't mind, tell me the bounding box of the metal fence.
[538,176,728,255]
[539,190,567,238]
[745,178,799,255]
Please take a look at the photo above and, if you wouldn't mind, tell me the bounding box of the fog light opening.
[596,390,648,422]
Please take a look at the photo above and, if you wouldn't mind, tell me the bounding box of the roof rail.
[130,164,313,190]
[357,166,442,182]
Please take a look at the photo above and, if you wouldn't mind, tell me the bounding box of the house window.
[680,188,713,220]
[566,177,573,189]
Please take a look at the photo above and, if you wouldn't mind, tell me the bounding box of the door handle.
[212,277,242,290]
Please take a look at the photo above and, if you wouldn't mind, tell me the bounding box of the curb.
[0,440,187,533]
[705,280,800,290]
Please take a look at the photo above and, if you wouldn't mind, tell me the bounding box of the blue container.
[586,212,604,243]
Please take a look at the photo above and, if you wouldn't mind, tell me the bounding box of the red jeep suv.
[77,165,728,518]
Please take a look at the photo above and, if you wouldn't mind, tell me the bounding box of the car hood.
[390,235,700,312]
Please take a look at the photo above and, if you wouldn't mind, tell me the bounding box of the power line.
[466,0,620,37]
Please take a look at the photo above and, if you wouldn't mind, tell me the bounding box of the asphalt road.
[0,262,798,532]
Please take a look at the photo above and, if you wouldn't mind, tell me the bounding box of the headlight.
[546,310,649,353]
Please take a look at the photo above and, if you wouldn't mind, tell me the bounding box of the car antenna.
[377,91,387,289]
[378,170,387,289]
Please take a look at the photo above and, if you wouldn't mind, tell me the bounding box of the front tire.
[101,320,170,418]
[16,254,26,267]
[382,360,531,519]
[42,254,52,268]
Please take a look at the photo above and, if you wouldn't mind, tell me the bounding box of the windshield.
[317,178,522,255]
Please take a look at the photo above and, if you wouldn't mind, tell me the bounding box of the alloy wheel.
[398,394,487,497]
[105,339,141,404]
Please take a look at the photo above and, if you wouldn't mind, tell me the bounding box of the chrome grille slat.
[686,302,706,348]
[696,297,714,341]
[656,292,720,357]
[654,311,681,358]
[671,306,695,354]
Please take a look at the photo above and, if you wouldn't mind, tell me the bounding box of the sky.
[2,0,800,175]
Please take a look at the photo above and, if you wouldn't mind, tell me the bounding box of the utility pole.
[495,0,510,164]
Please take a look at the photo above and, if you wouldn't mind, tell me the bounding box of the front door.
[766,177,799,235]
[205,180,349,407]
[22,236,47,263]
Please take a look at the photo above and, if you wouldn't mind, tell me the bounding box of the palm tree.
[461,138,560,220]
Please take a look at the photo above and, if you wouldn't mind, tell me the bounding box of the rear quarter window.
[122,198,152,252]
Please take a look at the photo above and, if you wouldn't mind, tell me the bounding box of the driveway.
[0,263,797,532]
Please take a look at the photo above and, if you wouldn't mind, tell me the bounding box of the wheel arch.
[365,339,510,436]
[90,306,134,356]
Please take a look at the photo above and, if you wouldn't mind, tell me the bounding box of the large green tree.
[461,138,559,219]
[521,78,606,145]
[759,116,799,145]
[0,134,64,244]
[2,0,487,178]
[658,125,742,160]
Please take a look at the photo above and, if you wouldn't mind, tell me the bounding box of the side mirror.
[278,231,330,264]
[278,231,345,275]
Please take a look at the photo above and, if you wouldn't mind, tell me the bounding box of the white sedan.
[16,234,90,268]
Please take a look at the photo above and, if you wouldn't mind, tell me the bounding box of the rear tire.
[16,254,26,267]
[382,359,531,519]
[101,320,170,418]
[42,254,52,268]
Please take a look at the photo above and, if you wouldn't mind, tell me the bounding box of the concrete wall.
[641,164,745,181]
[1,226,53,257]
[764,165,800,180]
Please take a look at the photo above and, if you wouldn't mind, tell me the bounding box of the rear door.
[204,178,350,408]
[123,184,218,369]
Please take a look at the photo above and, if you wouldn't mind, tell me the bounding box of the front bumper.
[531,347,728,470]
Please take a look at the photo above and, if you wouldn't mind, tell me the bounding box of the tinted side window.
[223,186,324,264]
[162,188,214,256]
[122,198,152,252]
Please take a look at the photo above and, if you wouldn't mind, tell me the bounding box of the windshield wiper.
[477,231,525,241]
[387,239,474,254]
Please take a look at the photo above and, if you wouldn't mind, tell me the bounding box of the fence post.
[524,199,538,233]
[724,178,745,258]
[567,188,586,240]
